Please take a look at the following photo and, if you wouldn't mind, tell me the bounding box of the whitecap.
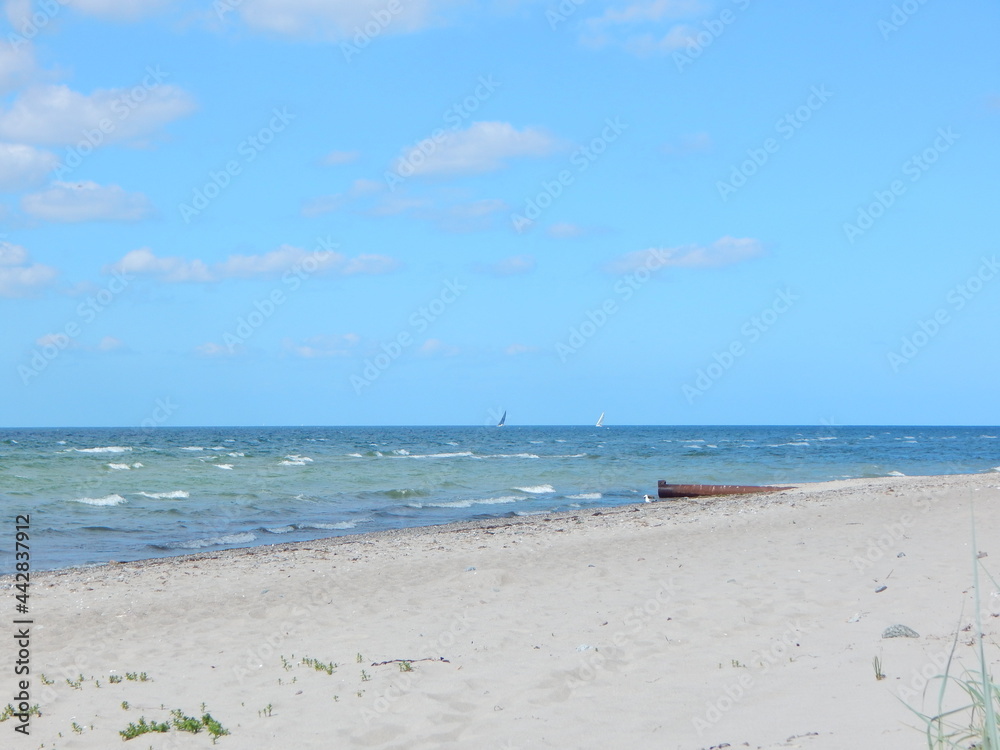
[407,451,474,459]
[137,491,190,500]
[228,452,245,458]
[409,496,520,509]
[515,485,555,494]
[393,449,410,455]
[981,435,997,439]
[488,453,540,459]
[181,446,204,451]
[132,462,143,468]
[72,446,132,454]
[265,525,295,534]
[71,494,127,506]
[887,471,906,477]
[346,452,363,458]
[107,463,131,471]
[568,492,601,500]
[215,464,234,470]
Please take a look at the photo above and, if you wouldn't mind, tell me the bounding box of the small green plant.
[39,674,54,685]
[281,655,293,671]
[905,520,1000,749]
[171,709,202,734]
[201,713,230,744]
[109,674,123,684]
[399,661,413,673]
[356,653,364,663]
[873,656,886,681]
[258,704,273,718]
[356,690,364,698]
[333,695,339,702]
[300,656,337,675]
[71,722,84,734]
[121,701,130,710]
[65,675,83,689]
[731,659,745,668]
[360,669,371,682]
[125,672,150,682]
[119,716,170,740]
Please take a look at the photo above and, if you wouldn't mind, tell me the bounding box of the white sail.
[596,412,605,427]
[497,410,506,427]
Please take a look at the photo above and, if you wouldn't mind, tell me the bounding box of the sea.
[1,425,998,573]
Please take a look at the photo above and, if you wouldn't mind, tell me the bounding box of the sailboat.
[497,410,506,427]
[595,412,605,427]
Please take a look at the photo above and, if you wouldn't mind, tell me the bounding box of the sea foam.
[71,494,127,506]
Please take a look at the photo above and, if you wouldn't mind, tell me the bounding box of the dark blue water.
[1,425,997,571]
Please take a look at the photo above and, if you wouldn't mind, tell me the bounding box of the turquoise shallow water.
[1,425,998,571]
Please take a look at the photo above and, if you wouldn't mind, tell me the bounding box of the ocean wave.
[137,491,190,500]
[567,492,601,500]
[515,484,555,494]
[382,488,430,499]
[767,442,810,447]
[71,494,127,506]
[981,435,997,439]
[107,463,131,471]
[487,453,540,459]
[346,452,363,457]
[406,451,474,459]
[393,449,410,455]
[280,454,314,466]
[215,464,234,470]
[301,521,356,530]
[173,532,256,549]
[887,471,906,477]
[408,496,520,509]
[228,452,245,458]
[71,446,132,454]
[181,446,204,451]
[815,436,838,441]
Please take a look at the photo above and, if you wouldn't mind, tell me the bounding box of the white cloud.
[21,181,154,223]
[0,82,195,146]
[0,39,35,94]
[581,0,709,55]
[418,338,459,357]
[546,222,585,239]
[97,336,126,352]
[235,0,433,38]
[474,254,536,276]
[0,143,58,192]
[393,121,558,176]
[282,334,360,358]
[70,0,177,20]
[606,237,764,273]
[504,343,537,355]
[589,0,707,26]
[301,178,383,217]
[321,149,360,165]
[195,341,242,357]
[0,241,57,297]
[107,245,399,283]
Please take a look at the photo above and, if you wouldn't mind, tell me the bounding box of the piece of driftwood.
[657,480,794,499]
[370,657,451,666]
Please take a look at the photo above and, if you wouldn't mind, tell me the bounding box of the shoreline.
[12,470,1000,577]
[3,472,999,748]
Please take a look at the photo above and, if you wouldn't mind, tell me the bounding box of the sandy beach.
[4,472,1000,749]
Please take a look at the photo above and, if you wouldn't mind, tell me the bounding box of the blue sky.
[0,0,997,427]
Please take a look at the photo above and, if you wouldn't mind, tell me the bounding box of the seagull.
[643,494,655,503]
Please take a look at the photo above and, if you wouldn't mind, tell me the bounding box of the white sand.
[3,472,1000,748]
